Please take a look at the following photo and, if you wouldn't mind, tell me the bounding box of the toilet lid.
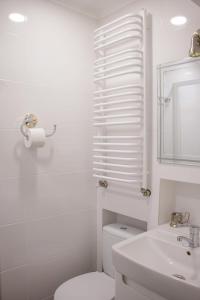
[54,272,114,300]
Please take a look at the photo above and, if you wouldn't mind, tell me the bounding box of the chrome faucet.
[177,225,200,248]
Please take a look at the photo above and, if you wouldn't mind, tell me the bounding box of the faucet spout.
[177,225,200,248]
[177,236,194,247]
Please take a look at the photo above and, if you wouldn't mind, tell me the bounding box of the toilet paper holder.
[20,113,56,138]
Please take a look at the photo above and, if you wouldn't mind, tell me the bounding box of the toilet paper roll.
[24,128,46,148]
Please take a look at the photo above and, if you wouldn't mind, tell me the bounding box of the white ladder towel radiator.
[93,10,151,197]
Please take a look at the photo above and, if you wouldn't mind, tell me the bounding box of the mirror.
[158,58,200,165]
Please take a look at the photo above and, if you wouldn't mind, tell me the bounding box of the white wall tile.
[24,0,94,87]
[0,223,27,272]
[0,80,94,130]
[0,0,96,300]
[0,266,29,300]
[0,171,95,226]
[26,210,96,265]
[0,128,93,179]
[26,215,70,265]
[0,28,27,82]
[0,130,38,180]
[0,177,25,226]
[23,172,96,221]
[0,210,96,300]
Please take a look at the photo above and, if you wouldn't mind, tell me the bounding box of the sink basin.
[113,227,200,300]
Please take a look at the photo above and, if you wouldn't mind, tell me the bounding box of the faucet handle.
[170,211,190,228]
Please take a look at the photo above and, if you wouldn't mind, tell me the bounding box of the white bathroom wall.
[0,1,96,300]
[99,0,200,227]
[158,180,200,226]
[175,182,200,226]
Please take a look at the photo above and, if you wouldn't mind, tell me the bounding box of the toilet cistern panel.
[103,223,144,278]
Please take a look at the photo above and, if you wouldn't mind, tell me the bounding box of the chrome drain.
[172,274,186,280]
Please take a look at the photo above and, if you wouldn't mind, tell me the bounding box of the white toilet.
[54,223,143,300]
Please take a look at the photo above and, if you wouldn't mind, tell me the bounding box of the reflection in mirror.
[158,58,200,165]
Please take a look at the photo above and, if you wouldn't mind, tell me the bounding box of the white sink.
[113,227,200,300]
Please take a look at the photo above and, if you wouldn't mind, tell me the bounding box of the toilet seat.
[54,271,115,300]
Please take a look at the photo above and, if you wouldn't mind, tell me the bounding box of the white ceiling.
[53,0,137,19]
[53,0,199,19]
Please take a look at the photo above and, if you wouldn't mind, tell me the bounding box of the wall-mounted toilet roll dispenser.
[20,113,56,148]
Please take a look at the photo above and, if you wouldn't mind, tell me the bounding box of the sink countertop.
[112,223,200,300]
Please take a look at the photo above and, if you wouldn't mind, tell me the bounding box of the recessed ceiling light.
[9,13,27,23]
[170,16,187,26]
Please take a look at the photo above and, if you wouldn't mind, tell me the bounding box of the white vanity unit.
[113,225,200,300]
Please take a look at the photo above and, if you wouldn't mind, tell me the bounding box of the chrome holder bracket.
[141,187,151,197]
[99,180,108,188]
[20,113,56,139]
